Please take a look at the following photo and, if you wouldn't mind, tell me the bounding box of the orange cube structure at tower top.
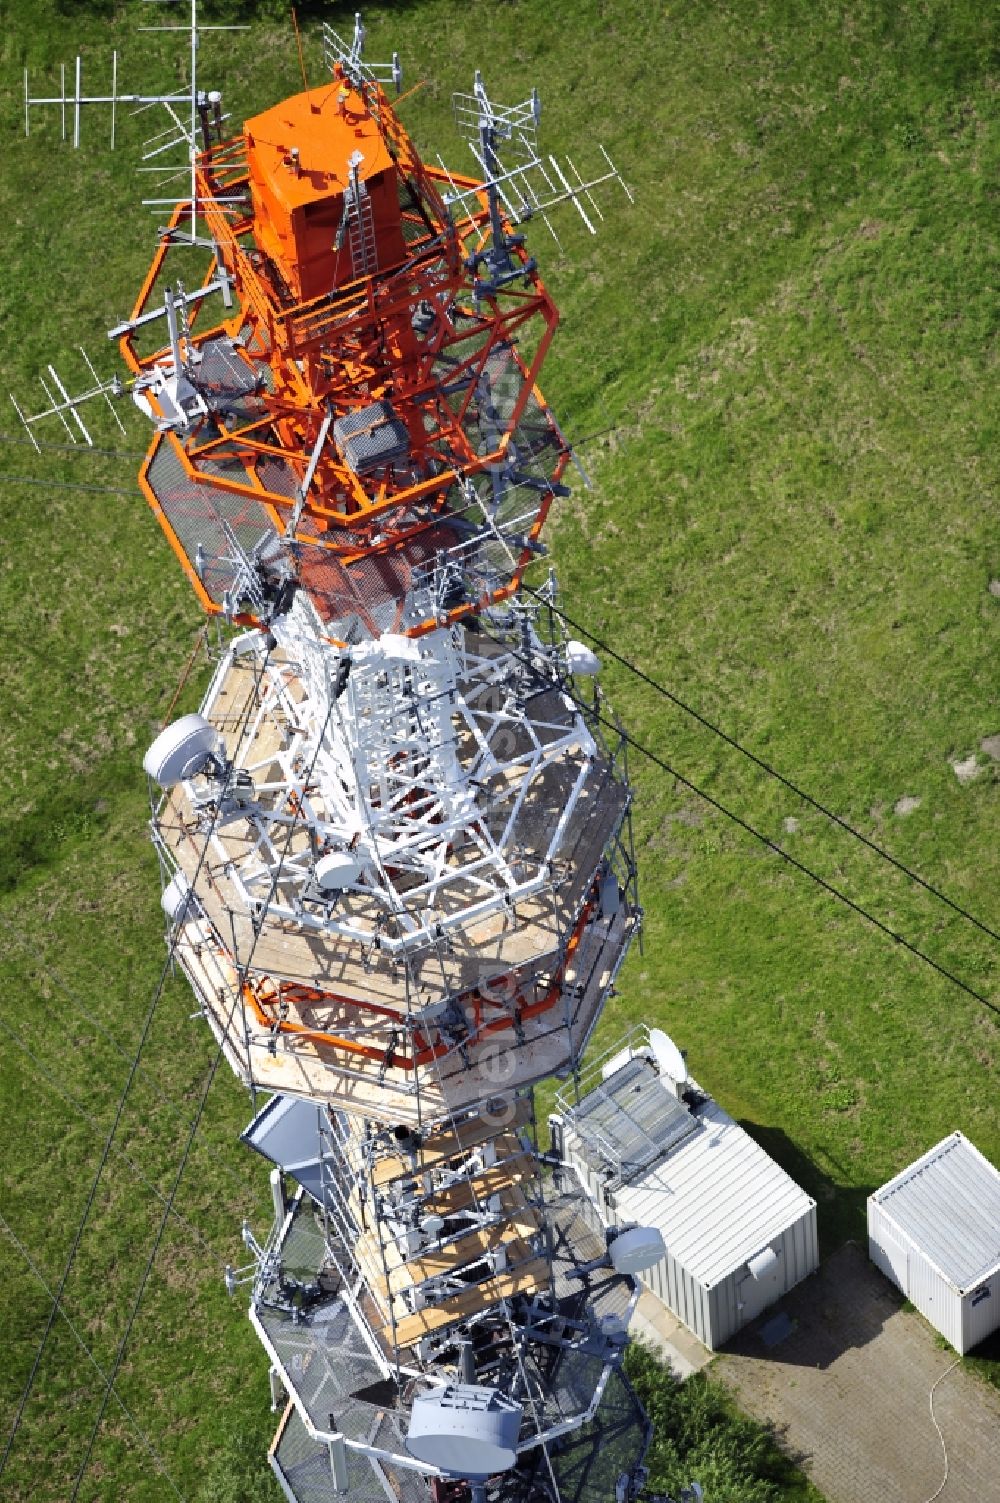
[245,73,406,303]
[114,55,576,638]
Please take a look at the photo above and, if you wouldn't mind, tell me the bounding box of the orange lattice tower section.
[116,61,569,640]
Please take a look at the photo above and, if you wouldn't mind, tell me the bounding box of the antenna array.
[322,12,402,93]
[5,14,701,1503]
[444,70,633,274]
[10,351,125,452]
[21,0,244,239]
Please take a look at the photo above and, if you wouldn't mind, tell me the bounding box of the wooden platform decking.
[371,1112,533,1187]
[299,1092,555,1364]
[383,1213,542,1295]
[384,1256,551,1349]
[421,1152,536,1213]
[156,649,629,1020]
[174,902,636,1126]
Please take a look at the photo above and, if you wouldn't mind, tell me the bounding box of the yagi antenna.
[446,72,633,289]
[11,268,239,451]
[10,351,127,453]
[22,0,245,245]
[322,12,402,93]
[452,71,542,161]
[23,50,191,152]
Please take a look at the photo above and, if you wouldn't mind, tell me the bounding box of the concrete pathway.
[714,1242,1000,1503]
[628,1287,713,1380]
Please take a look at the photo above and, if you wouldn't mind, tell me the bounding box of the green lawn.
[1,1,998,1498]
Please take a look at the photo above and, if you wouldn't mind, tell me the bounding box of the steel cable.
[527,587,1000,949]
[482,611,1000,1020]
[0,634,274,1479]
[66,671,339,1500]
[0,1212,189,1503]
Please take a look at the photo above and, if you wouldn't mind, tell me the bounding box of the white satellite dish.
[143,713,220,788]
[405,1385,523,1477]
[566,639,602,676]
[609,1224,667,1276]
[161,870,196,924]
[649,1027,687,1086]
[315,850,362,890]
[420,1214,445,1238]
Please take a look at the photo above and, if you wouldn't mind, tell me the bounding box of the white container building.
[868,1131,1000,1355]
[552,1032,818,1350]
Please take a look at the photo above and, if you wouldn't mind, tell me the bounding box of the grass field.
[0,0,998,1497]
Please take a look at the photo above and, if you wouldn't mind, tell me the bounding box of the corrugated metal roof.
[591,1092,815,1289]
[871,1132,1000,1292]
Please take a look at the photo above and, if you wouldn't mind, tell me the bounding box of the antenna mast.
[10,15,712,1503]
[23,0,246,244]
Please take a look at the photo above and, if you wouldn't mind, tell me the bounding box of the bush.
[624,1345,818,1503]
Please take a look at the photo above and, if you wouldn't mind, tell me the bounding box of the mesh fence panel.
[258,454,302,498]
[272,1405,422,1503]
[543,1369,649,1503]
[295,523,460,636]
[260,1296,387,1438]
[198,335,267,426]
[146,436,277,605]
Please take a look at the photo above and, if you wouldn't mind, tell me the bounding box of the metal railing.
[554,1026,688,1186]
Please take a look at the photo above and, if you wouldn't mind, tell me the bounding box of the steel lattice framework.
[13,10,699,1503]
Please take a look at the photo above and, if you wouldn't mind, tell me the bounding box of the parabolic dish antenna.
[143,713,220,788]
[405,1385,523,1477]
[315,850,362,890]
[161,870,196,924]
[609,1224,667,1276]
[649,1027,687,1085]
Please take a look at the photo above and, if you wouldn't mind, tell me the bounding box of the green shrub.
[625,1345,821,1502]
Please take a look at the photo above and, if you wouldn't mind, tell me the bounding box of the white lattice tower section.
[182,599,599,956]
[341,629,469,854]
